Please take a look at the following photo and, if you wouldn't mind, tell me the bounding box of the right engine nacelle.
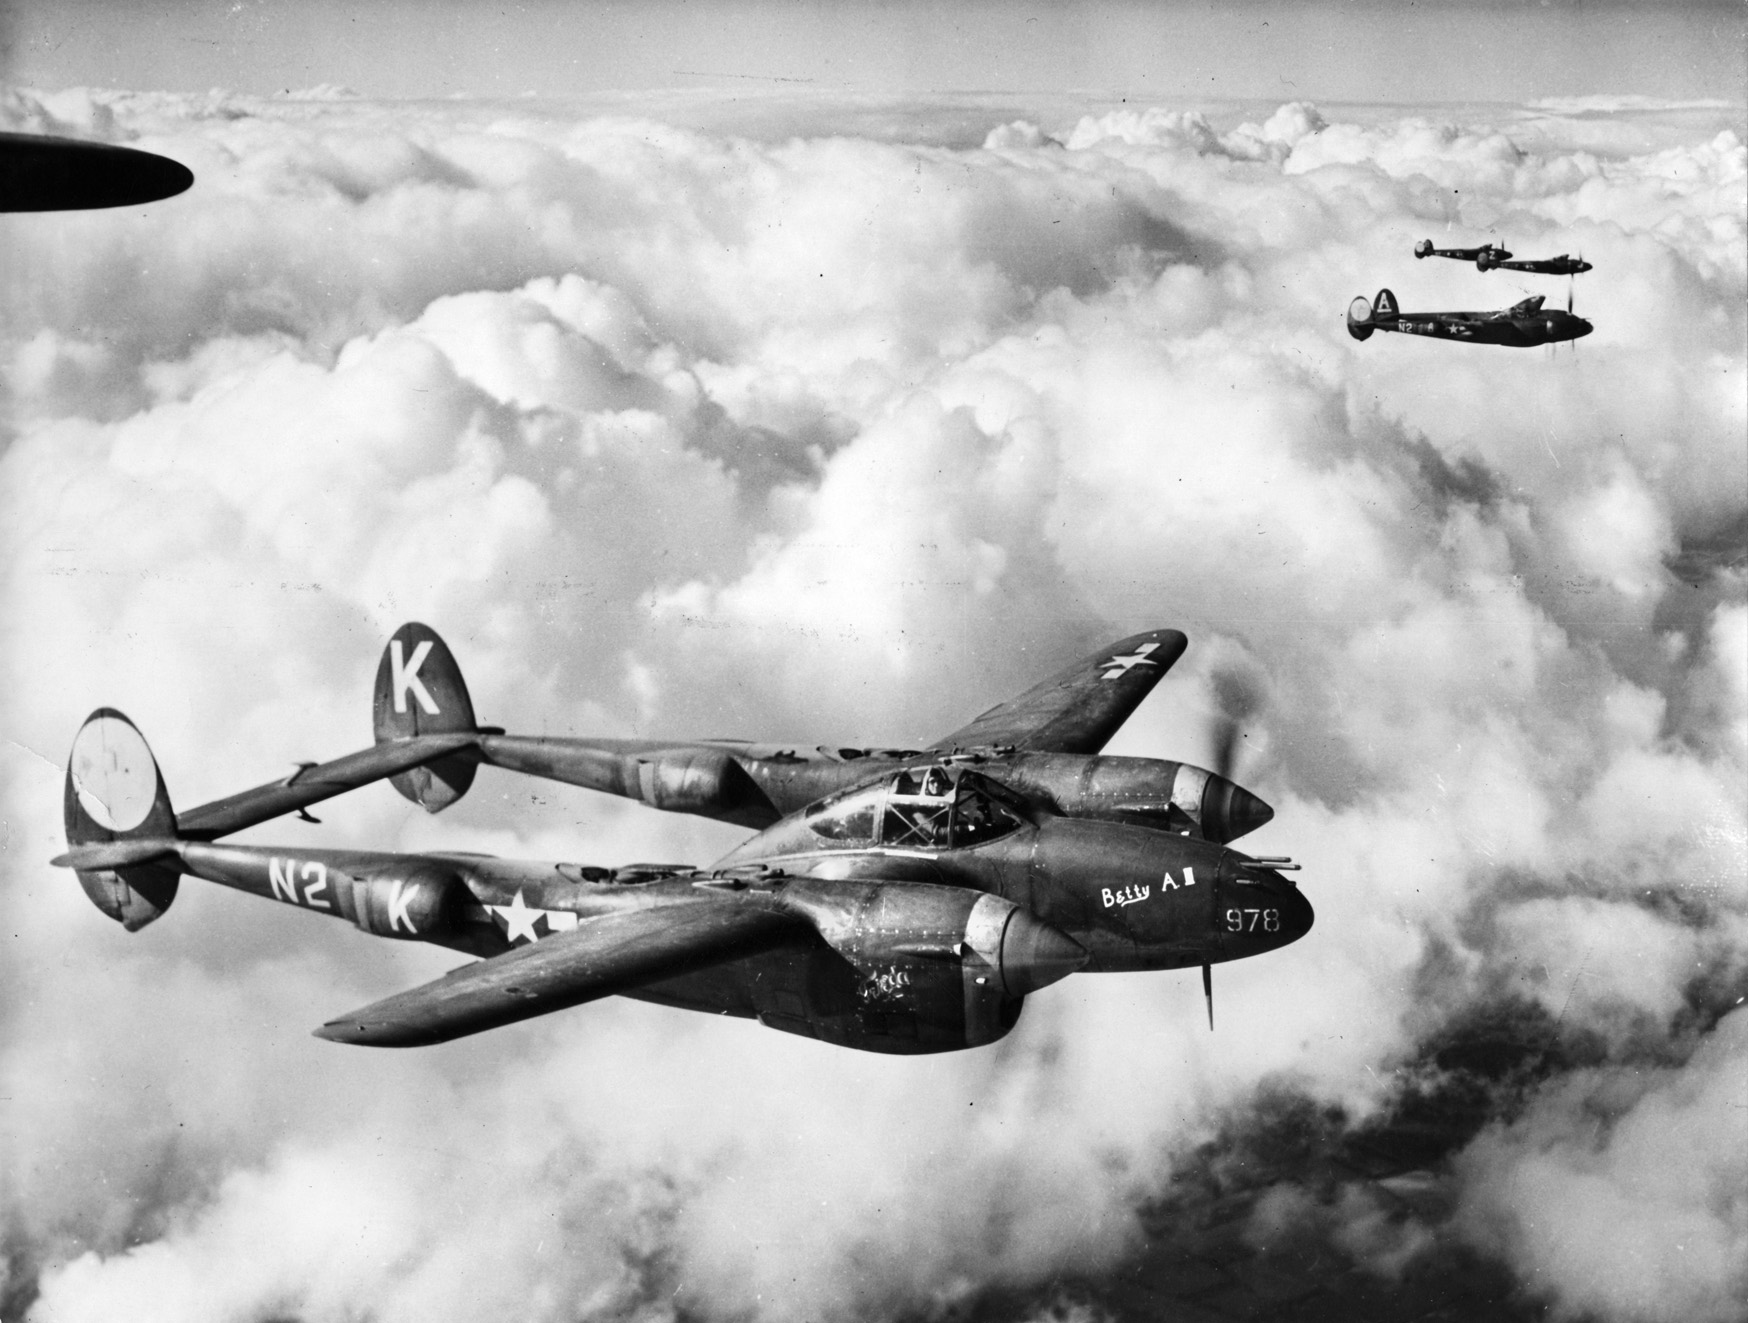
[752,880,1087,1054]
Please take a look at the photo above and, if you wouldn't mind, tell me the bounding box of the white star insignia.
[1100,642,1160,681]
[489,890,543,944]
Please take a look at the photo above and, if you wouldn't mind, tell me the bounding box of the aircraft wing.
[175,733,479,840]
[313,895,802,1046]
[930,629,1188,755]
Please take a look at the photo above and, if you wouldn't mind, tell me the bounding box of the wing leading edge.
[930,629,1187,755]
[314,895,803,1046]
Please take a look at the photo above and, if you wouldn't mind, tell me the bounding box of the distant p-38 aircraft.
[1414,238,1590,276]
[1346,288,1592,348]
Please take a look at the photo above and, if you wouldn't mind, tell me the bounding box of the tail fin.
[1374,288,1399,318]
[61,709,180,930]
[373,623,479,813]
[1414,239,1431,258]
[1346,295,1374,341]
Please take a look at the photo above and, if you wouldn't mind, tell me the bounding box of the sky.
[5,0,1747,106]
[1,4,1745,1323]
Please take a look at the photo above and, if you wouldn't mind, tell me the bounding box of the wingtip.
[1144,628,1190,665]
[314,1014,443,1047]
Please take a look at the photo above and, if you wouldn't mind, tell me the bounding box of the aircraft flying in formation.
[55,625,1310,1053]
[1414,238,1591,276]
[1485,253,1592,276]
[0,131,193,212]
[1346,287,1592,348]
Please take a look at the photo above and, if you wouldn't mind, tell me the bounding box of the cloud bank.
[1,85,1744,1322]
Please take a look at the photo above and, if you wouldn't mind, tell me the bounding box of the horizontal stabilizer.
[52,838,180,870]
[314,897,801,1046]
[176,733,478,841]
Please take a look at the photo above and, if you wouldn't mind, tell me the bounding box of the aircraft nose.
[1281,884,1314,941]
[1202,775,1274,844]
[1574,319,1593,339]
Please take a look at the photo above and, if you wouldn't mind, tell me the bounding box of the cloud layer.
[2,86,1744,1322]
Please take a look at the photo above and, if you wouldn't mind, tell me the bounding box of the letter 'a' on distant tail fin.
[1346,295,1374,341]
[1414,239,1432,258]
[1374,288,1399,318]
[373,623,479,813]
[61,709,180,930]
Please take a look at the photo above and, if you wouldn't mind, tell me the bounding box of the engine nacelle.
[756,880,1087,1053]
[340,863,467,941]
[632,748,747,814]
[1073,756,1274,844]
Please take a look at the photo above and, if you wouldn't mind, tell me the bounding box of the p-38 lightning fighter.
[1413,239,1591,277]
[1413,238,1512,270]
[1346,287,1592,348]
[54,628,1309,1054]
[1485,252,1592,277]
[370,623,1273,846]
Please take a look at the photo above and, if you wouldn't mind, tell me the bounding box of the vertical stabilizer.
[373,623,479,812]
[63,709,180,930]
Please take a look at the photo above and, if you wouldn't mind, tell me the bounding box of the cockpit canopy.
[1509,294,1546,317]
[805,766,1025,851]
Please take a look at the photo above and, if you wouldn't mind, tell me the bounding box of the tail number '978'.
[1226,908,1280,933]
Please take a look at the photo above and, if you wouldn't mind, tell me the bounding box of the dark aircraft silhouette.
[1489,253,1592,276]
[1414,239,1511,270]
[0,131,193,211]
[370,624,1273,846]
[1414,238,1591,277]
[54,627,1309,1053]
[1347,288,1592,348]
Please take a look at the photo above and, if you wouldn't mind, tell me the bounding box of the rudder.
[373,623,479,813]
[1374,288,1399,317]
[63,709,180,930]
[1345,295,1374,341]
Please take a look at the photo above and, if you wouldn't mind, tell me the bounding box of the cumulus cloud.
[1,83,1744,1322]
[1457,1010,1748,1323]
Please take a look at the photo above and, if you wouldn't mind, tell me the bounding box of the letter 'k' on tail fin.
[60,709,181,930]
[373,622,480,813]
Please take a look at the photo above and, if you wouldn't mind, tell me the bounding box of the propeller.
[1209,666,1266,783]
[1200,665,1267,1031]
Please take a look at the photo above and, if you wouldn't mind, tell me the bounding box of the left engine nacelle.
[758,880,1087,1053]
[340,863,468,941]
[633,748,749,815]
